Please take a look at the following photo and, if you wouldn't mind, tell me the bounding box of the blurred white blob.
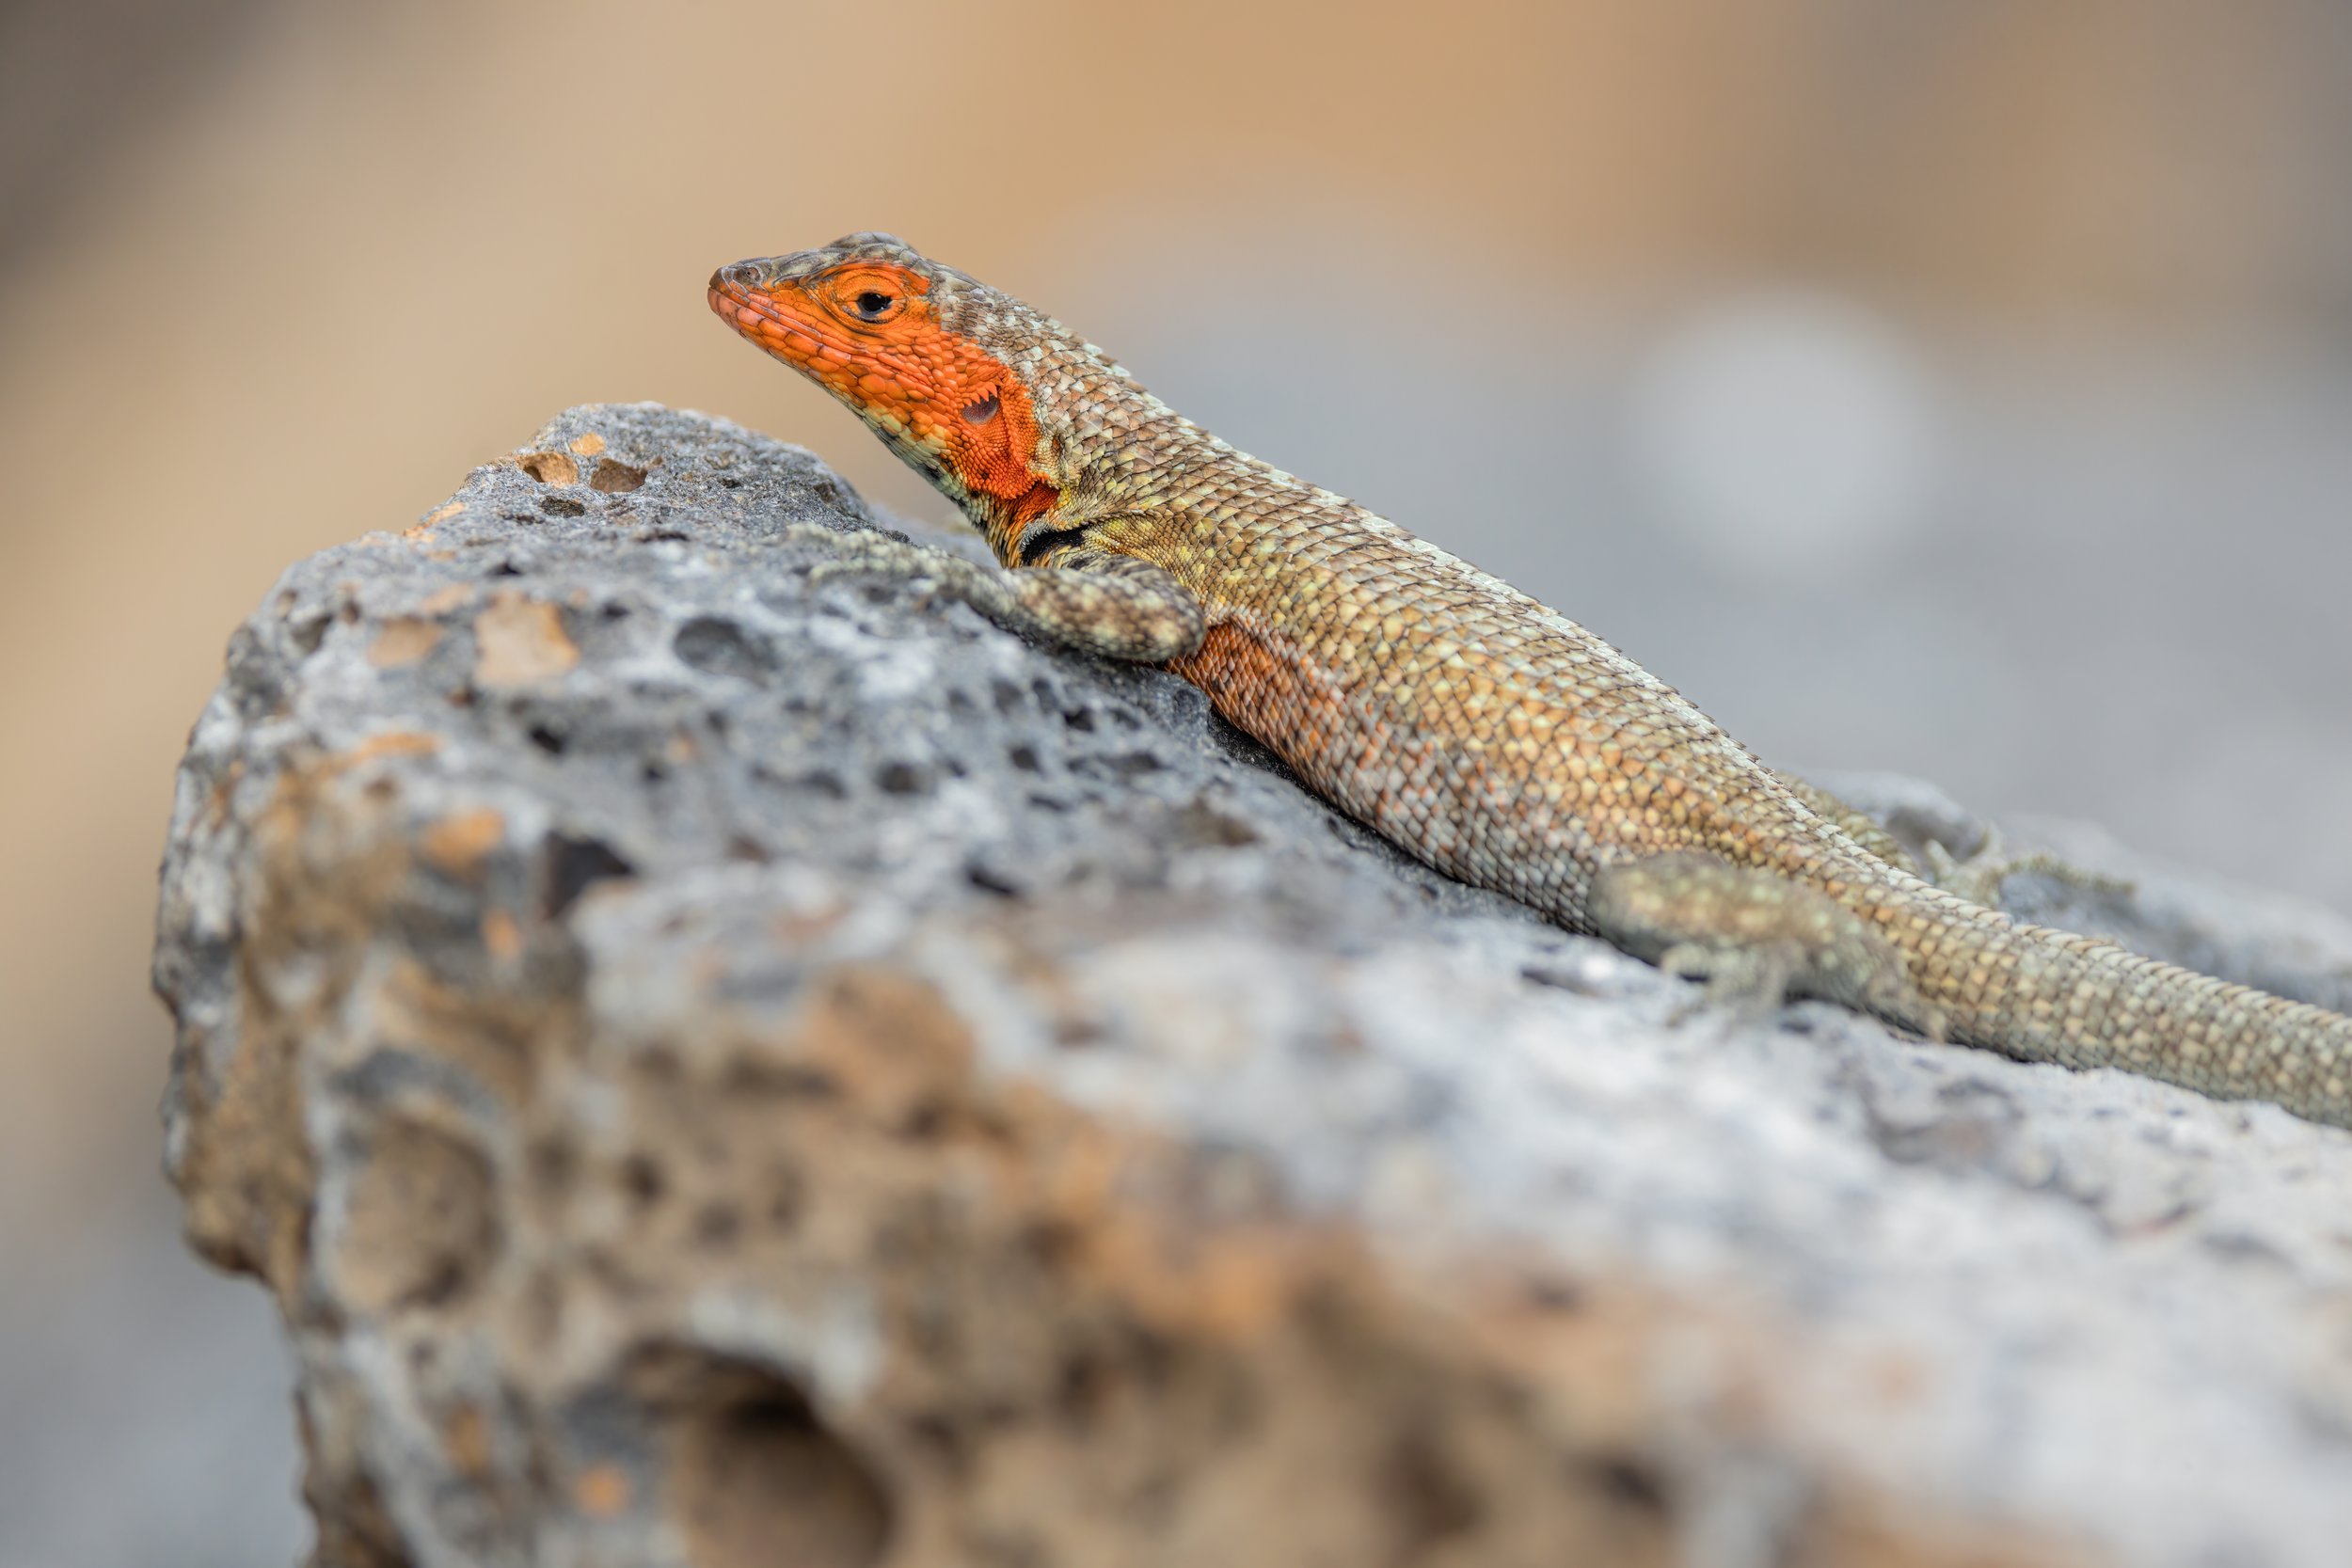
[1624,290,1943,576]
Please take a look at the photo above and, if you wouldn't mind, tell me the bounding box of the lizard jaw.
[707,276,839,374]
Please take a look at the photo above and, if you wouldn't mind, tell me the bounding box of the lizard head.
[710,233,1100,555]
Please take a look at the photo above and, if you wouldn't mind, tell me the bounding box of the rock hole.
[635,1351,893,1568]
[1053,1349,1107,1430]
[527,722,569,756]
[540,496,588,518]
[1172,800,1259,848]
[544,832,635,918]
[621,1161,668,1212]
[1062,707,1096,733]
[1380,1427,1483,1553]
[529,1135,578,1192]
[674,616,775,681]
[875,762,930,796]
[966,863,1021,898]
[1521,1276,1586,1314]
[906,1412,971,1477]
[717,476,742,490]
[621,1153,667,1208]
[1588,1453,1671,1515]
[693,1203,742,1248]
[516,451,580,485]
[287,611,330,657]
[722,1058,840,1100]
[898,1099,950,1141]
[333,1117,499,1314]
[590,458,648,493]
[634,528,692,545]
[1007,744,1041,773]
[764,1164,804,1230]
[1019,1218,1081,1270]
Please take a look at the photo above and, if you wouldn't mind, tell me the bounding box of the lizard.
[707,231,2352,1132]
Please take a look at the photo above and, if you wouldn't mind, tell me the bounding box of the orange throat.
[709,274,1060,560]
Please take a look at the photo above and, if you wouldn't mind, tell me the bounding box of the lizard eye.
[851,290,897,322]
[961,392,1000,426]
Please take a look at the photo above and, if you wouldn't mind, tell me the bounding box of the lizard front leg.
[798,525,1204,663]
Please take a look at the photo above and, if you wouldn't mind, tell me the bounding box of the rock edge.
[155,403,2352,1568]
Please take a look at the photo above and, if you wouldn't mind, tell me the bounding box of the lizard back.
[710,233,2352,1130]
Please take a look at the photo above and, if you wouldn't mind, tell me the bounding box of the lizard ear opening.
[945,374,1053,523]
[957,383,1017,483]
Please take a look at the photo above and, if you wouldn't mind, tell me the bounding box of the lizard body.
[709,233,2352,1131]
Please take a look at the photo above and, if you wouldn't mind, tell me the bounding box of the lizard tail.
[1922,890,2352,1130]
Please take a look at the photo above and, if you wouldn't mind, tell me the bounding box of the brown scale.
[711,234,2352,1131]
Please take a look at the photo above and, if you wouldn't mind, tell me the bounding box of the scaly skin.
[708,232,2352,1131]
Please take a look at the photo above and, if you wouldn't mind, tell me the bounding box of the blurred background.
[3,1,2347,1561]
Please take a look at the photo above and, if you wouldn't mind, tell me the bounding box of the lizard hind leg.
[1588,851,1943,1037]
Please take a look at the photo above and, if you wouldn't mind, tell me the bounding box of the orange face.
[708,258,1058,540]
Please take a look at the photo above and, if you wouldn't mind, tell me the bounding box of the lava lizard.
[708,232,2352,1132]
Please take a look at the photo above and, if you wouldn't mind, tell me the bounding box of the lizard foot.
[784,523,1202,665]
[793,525,986,595]
[789,523,1038,637]
[1924,829,2133,911]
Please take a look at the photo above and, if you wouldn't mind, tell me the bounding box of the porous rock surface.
[155,404,2352,1568]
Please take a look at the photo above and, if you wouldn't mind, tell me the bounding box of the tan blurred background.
[3,1,2347,1560]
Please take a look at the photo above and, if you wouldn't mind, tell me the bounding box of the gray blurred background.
[2,2,2347,1562]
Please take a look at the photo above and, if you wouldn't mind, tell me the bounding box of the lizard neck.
[961,393,1219,566]
[966,487,1058,565]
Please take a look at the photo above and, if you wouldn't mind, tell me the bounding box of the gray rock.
[156,404,2352,1568]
